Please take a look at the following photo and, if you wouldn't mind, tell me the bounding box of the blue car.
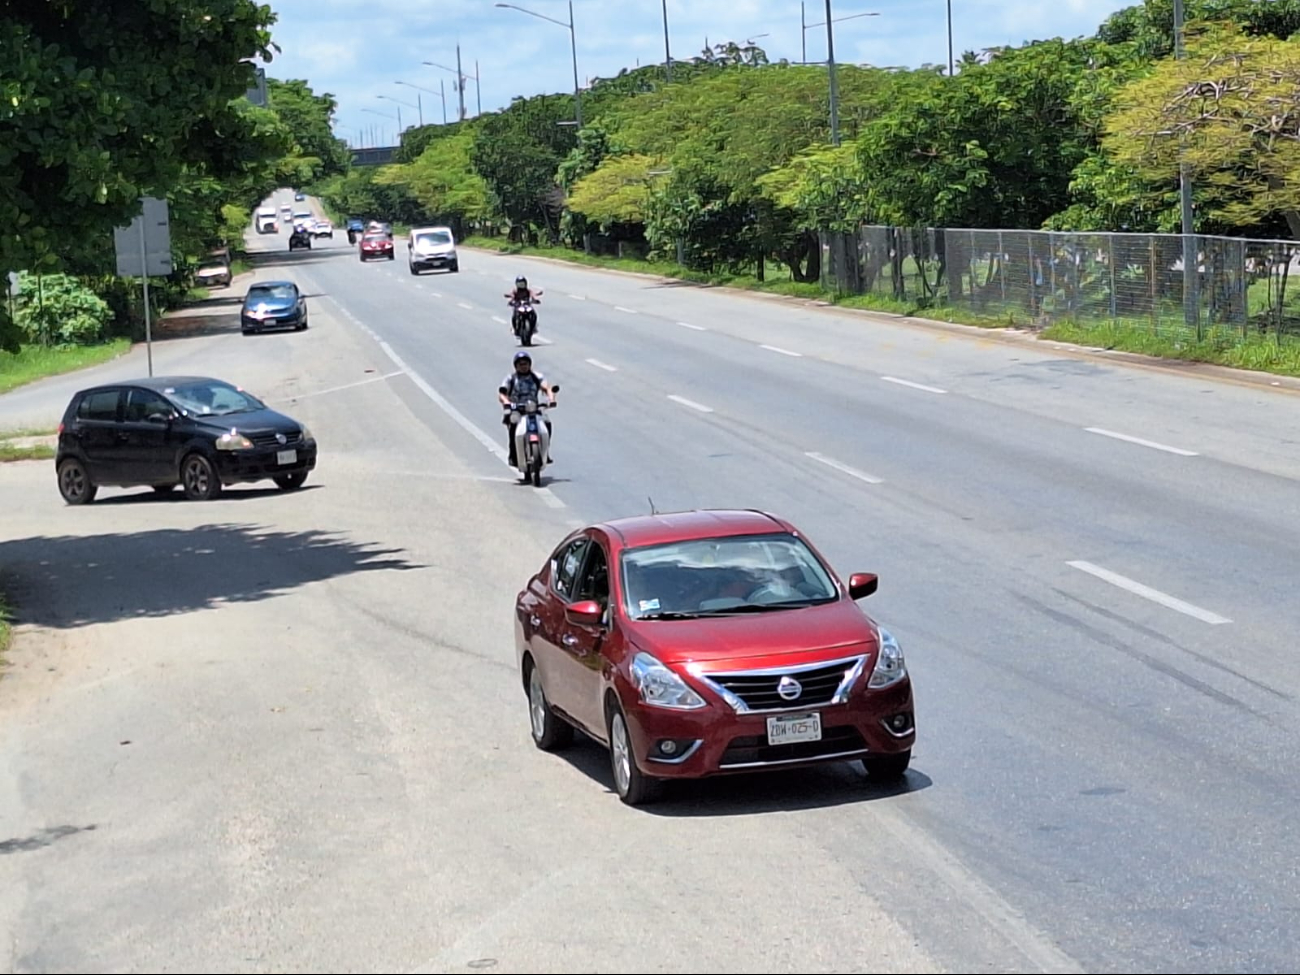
[240,280,308,335]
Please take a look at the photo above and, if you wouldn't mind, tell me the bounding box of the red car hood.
[627,599,878,669]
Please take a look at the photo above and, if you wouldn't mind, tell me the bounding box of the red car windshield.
[620,532,840,619]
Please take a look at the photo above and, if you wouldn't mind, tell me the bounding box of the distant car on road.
[241,280,308,334]
[359,232,394,261]
[407,225,459,274]
[294,192,306,201]
[194,250,232,288]
[310,219,333,239]
[515,508,916,805]
[55,376,318,504]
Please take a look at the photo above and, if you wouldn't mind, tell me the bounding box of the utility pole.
[825,0,840,146]
[661,0,673,81]
[476,60,482,114]
[455,43,467,121]
[1174,0,1199,330]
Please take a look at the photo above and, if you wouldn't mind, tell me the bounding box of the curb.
[460,244,1300,398]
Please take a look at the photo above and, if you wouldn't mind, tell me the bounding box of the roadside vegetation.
[1,3,350,392]
[315,0,1300,377]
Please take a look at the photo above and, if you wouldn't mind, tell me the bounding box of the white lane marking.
[586,358,618,372]
[1085,427,1198,457]
[568,294,586,300]
[1066,560,1232,625]
[492,315,508,324]
[376,340,565,509]
[269,371,403,403]
[532,335,554,345]
[614,305,638,314]
[668,394,713,413]
[457,301,474,310]
[761,344,803,358]
[430,291,443,298]
[677,321,706,331]
[882,376,947,394]
[805,451,884,485]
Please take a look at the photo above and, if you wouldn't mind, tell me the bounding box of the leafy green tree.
[268,78,350,182]
[0,0,276,350]
[376,130,491,236]
[1103,21,1300,236]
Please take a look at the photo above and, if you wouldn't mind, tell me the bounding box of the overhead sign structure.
[112,197,173,376]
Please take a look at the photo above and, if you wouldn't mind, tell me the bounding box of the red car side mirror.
[565,599,603,626]
[848,572,878,600]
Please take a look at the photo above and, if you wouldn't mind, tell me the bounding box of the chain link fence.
[820,226,1300,344]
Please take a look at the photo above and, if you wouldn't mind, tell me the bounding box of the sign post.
[113,197,172,377]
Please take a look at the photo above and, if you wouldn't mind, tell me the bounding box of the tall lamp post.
[425,49,481,119]
[379,93,421,128]
[661,0,673,81]
[397,80,448,124]
[800,2,877,65]
[1174,0,1199,329]
[362,107,398,146]
[495,2,582,127]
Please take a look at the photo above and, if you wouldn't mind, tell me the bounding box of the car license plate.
[766,712,821,746]
[276,449,297,465]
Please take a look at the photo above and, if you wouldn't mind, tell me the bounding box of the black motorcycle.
[508,292,542,346]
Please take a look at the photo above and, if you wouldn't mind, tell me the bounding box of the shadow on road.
[245,247,352,271]
[555,734,930,815]
[0,824,98,856]
[0,522,425,630]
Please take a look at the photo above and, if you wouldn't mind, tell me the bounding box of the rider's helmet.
[513,351,532,371]
[515,275,528,291]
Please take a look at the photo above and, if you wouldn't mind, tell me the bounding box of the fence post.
[1027,232,1037,320]
[1109,234,1117,321]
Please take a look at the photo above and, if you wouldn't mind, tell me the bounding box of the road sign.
[245,64,268,107]
[113,196,173,278]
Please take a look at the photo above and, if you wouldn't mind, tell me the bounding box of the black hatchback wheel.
[57,458,97,505]
[180,452,222,500]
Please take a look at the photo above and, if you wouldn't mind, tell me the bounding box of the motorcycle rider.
[504,275,542,333]
[499,351,555,467]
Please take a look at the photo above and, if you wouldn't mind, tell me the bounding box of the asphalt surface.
[2,193,1299,973]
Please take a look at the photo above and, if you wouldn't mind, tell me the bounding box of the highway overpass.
[351,146,399,167]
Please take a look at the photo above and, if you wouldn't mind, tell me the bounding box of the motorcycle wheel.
[531,459,542,487]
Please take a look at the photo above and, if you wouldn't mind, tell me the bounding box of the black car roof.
[74,375,228,396]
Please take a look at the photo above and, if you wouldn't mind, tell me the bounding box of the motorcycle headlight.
[630,652,707,710]
[215,430,253,451]
[868,627,907,688]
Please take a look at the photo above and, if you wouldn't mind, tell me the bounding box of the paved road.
[283,212,1300,974]
[3,192,1299,973]
[0,199,941,975]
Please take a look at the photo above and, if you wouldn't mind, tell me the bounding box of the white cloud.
[259,0,1136,145]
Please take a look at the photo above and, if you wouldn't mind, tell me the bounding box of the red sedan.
[514,509,916,805]
[358,232,393,261]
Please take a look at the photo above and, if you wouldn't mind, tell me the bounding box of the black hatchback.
[55,376,319,504]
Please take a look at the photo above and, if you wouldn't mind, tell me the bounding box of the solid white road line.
[614,305,638,314]
[677,321,706,331]
[586,358,618,372]
[1066,560,1232,625]
[761,344,803,358]
[1085,427,1198,457]
[882,376,947,394]
[805,451,884,485]
[457,301,474,310]
[376,340,567,509]
[668,394,714,413]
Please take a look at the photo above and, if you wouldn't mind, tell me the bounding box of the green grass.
[0,338,131,394]
[1041,320,1300,377]
[0,587,10,658]
[0,443,54,462]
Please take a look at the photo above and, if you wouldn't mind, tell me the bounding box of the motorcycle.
[505,386,559,486]
[507,292,542,346]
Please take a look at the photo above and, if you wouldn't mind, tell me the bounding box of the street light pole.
[476,60,482,114]
[947,0,954,76]
[1174,0,1198,328]
[455,44,467,120]
[825,0,839,146]
[661,0,673,81]
[495,2,582,127]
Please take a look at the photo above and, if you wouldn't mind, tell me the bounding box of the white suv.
[407,226,459,274]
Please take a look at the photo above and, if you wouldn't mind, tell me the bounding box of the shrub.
[14,272,112,346]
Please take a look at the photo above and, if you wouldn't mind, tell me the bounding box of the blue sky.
[258,0,1134,147]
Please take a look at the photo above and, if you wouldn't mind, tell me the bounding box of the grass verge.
[0,587,10,658]
[0,339,131,395]
[464,235,1300,379]
[0,442,54,463]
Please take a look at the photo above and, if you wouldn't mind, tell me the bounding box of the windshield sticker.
[639,598,661,611]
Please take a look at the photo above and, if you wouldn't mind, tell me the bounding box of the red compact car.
[358,232,394,261]
[515,509,916,805]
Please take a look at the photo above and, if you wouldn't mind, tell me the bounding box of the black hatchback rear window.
[76,389,118,421]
